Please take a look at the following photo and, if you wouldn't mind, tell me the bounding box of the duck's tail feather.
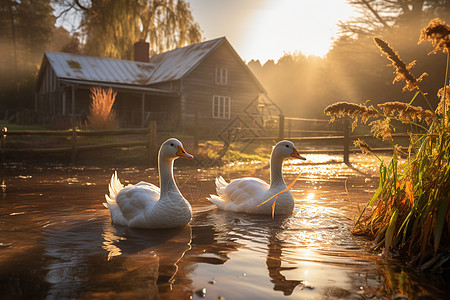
[206,194,225,209]
[215,176,228,195]
[103,201,129,225]
[207,176,230,209]
[103,171,124,207]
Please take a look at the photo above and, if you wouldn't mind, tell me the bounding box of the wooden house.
[35,37,276,136]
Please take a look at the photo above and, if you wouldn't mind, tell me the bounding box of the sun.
[239,0,357,62]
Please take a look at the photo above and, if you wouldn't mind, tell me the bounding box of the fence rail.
[1,115,413,166]
[0,121,157,164]
[241,115,411,164]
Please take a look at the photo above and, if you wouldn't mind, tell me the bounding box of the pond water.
[0,155,448,299]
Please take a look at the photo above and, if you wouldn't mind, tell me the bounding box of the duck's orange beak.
[291,147,306,160]
[176,145,194,159]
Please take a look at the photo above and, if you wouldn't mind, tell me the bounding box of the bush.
[87,87,118,130]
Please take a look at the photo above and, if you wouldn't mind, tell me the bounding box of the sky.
[187,0,358,63]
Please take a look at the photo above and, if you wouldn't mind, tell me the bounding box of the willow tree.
[55,0,202,59]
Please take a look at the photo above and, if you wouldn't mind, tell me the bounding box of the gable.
[146,37,224,84]
[147,37,265,92]
[215,40,265,92]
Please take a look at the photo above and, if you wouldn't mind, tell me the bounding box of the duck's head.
[273,140,306,160]
[159,138,194,160]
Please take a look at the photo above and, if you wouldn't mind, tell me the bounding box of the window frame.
[215,66,228,85]
[212,95,231,119]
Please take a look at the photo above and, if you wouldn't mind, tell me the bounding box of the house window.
[212,95,231,119]
[215,67,228,85]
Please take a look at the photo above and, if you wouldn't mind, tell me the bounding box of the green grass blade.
[434,197,449,253]
[408,91,421,105]
[397,209,413,245]
[355,161,385,225]
[385,207,399,250]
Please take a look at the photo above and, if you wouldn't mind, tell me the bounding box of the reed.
[325,19,450,269]
[87,87,118,130]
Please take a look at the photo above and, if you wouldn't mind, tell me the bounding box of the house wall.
[147,80,180,93]
[179,43,263,137]
[35,62,175,129]
[36,64,59,115]
[115,92,179,129]
[35,63,75,128]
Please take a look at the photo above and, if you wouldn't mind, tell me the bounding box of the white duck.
[104,138,194,229]
[207,140,306,215]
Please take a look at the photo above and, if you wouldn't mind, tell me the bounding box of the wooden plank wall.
[180,43,263,137]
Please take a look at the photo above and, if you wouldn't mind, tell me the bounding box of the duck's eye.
[170,143,174,147]
[285,145,289,148]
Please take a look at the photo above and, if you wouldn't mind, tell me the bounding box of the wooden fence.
[1,116,411,166]
[242,115,410,165]
[0,121,157,164]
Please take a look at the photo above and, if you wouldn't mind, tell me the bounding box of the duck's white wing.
[208,176,269,211]
[103,171,161,226]
[115,182,160,223]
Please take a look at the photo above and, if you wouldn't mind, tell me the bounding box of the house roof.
[146,37,224,84]
[38,37,264,91]
[146,37,265,91]
[42,51,156,86]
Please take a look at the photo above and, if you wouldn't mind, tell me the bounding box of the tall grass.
[324,19,449,269]
[87,87,118,130]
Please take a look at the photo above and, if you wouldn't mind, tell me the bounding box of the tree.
[49,26,74,52]
[53,0,202,59]
[339,0,450,37]
[60,32,82,54]
[0,0,55,111]
[248,53,329,117]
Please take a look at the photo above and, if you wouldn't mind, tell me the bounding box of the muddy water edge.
[0,157,449,299]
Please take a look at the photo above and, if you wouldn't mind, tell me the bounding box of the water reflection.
[266,233,302,295]
[43,219,105,298]
[186,193,384,299]
[41,217,195,298]
[190,209,307,296]
[375,259,450,298]
[102,224,192,284]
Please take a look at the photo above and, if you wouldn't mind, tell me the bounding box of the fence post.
[148,121,157,165]
[194,110,199,150]
[288,118,292,139]
[343,118,350,165]
[278,114,285,140]
[1,127,7,163]
[71,127,78,164]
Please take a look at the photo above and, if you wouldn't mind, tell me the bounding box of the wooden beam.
[141,93,145,127]
[71,85,75,114]
[62,90,66,115]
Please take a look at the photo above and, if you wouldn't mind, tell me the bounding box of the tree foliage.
[0,0,56,110]
[54,0,203,59]
[339,0,450,37]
